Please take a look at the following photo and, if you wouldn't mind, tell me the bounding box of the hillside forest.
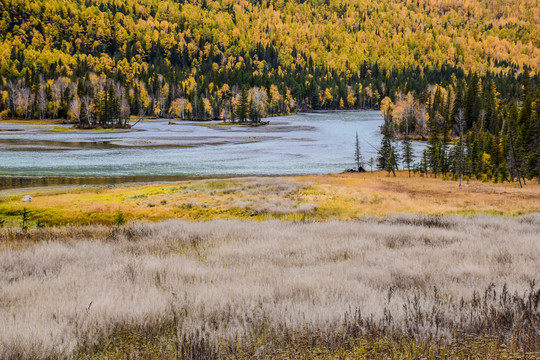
[0,0,539,180]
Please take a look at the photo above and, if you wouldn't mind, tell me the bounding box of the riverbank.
[1,172,538,227]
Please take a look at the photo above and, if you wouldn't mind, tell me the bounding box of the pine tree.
[522,68,530,100]
[236,87,249,122]
[533,89,540,183]
[455,108,465,187]
[465,73,480,131]
[79,99,88,126]
[377,128,393,171]
[451,78,466,135]
[401,137,414,177]
[386,148,397,176]
[484,79,498,133]
[507,103,524,188]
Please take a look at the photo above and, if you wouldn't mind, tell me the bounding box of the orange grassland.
[293,172,540,218]
[0,172,539,226]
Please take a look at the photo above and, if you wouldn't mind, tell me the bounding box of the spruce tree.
[465,73,480,130]
[533,89,540,183]
[79,99,88,126]
[507,103,524,188]
[386,148,397,176]
[377,127,393,171]
[236,87,249,122]
[401,137,414,177]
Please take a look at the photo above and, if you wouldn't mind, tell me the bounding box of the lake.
[0,111,424,187]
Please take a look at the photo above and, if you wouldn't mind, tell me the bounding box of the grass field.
[1,173,539,358]
[1,215,539,359]
[1,172,539,227]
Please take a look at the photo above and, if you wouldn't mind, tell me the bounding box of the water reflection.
[0,175,229,190]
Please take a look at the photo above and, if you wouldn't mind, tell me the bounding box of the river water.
[0,111,424,187]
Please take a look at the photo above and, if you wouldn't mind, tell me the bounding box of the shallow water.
[0,111,424,181]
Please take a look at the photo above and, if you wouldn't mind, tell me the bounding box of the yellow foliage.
[482,152,492,170]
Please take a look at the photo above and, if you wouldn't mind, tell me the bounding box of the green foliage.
[377,128,393,172]
[20,207,30,231]
[387,72,539,185]
[114,210,126,226]
[401,137,414,177]
[235,87,249,122]
[36,219,45,229]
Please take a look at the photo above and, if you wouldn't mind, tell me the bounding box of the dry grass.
[1,173,539,227]
[293,172,540,218]
[1,214,539,358]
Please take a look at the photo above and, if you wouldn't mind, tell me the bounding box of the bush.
[114,210,126,226]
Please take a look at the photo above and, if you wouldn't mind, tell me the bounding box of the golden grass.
[1,172,539,227]
[294,172,540,218]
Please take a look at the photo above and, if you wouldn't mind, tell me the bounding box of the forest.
[0,0,538,119]
[377,71,540,183]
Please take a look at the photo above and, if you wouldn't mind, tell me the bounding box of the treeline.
[0,64,533,126]
[0,0,538,125]
[377,70,540,184]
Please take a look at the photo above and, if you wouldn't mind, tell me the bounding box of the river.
[0,111,425,188]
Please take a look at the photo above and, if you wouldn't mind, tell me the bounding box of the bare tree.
[17,86,33,119]
[120,97,130,126]
[82,95,94,126]
[68,98,81,123]
[249,87,268,123]
[37,86,47,120]
[354,132,365,172]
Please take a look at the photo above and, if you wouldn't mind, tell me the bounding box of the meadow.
[1,172,539,228]
[1,215,540,359]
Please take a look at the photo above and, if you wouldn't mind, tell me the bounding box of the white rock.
[22,195,33,202]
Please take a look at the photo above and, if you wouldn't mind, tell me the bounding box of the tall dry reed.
[0,214,539,358]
